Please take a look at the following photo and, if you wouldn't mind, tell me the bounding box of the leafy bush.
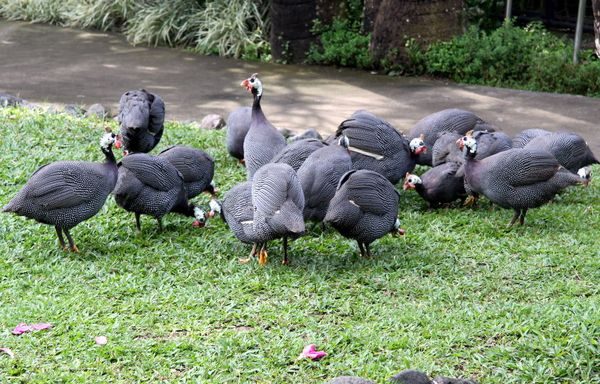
[0,0,270,60]
[425,22,600,97]
[307,18,373,69]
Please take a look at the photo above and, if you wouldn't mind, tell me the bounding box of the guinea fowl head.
[409,134,427,155]
[100,132,116,150]
[402,172,422,190]
[392,218,406,236]
[337,134,350,149]
[457,132,477,157]
[192,206,207,228]
[240,73,262,97]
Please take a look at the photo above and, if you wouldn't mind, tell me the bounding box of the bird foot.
[70,245,80,253]
[258,250,268,266]
[281,258,289,266]
[463,195,477,207]
[239,257,252,264]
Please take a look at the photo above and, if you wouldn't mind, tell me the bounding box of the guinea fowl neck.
[172,201,196,217]
[102,146,117,165]
[251,93,266,124]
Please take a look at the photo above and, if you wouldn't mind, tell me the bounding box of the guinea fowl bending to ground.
[523,131,599,173]
[3,131,119,252]
[325,169,403,258]
[335,110,426,185]
[511,128,552,148]
[252,163,305,265]
[117,89,165,154]
[403,161,466,208]
[408,108,495,165]
[297,137,352,223]
[458,134,589,227]
[241,73,286,180]
[225,106,251,162]
[220,181,261,261]
[157,145,216,199]
[271,138,326,171]
[113,153,206,231]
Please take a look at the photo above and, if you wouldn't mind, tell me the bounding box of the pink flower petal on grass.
[0,348,15,358]
[12,322,52,335]
[95,336,108,345]
[299,344,327,360]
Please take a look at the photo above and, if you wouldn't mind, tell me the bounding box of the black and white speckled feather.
[158,145,215,198]
[226,106,252,161]
[118,89,165,154]
[271,138,326,171]
[405,161,466,207]
[523,132,599,173]
[221,181,257,244]
[511,128,552,148]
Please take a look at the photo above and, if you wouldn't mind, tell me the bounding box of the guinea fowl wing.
[336,115,403,157]
[148,92,165,135]
[120,154,182,191]
[20,163,107,210]
[488,149,560,187]
[343,171,395,216]
[158,146,211,181]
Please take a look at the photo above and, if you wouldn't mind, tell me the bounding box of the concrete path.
[1,21,599,153]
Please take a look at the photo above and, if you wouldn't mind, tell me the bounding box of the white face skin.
[249,75,263,97]
[209,199,221,214]
[462,136,477,154]
[100,133,116,150]
[577,167,591,179]
[406,175,422,185]
[394,218,401,230]
[409,138,425,153]
[338,135,350,148]
[193,207,206,223]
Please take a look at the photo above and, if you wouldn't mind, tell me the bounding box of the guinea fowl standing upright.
[523,131,599,173]
[271,138,326,171]
[241,73,286,180]
[297,136,352,223]
[117,89,165,154]
[157,145,216,199]
[226,106,252,162]
[252,163,305,265]
[325,169,403,258]
[408,108,495,165]
[3,130,119,252]
[458,134,588,227]
[403,162,466,208]
[335,110,426,185]
[113,153,206,231]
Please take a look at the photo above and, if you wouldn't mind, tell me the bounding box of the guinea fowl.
[403,162,466,208]
[157,145,216,199]
[113,153,205,231]
[220,181,261,261]
[433,130,512,166]
[289,128,322,142]
[523,132,599,173]
[252,163,305,265]
[241,73,286,180]
[335,110,426,185]
[271,138,326,171]
[297,137,352,223]
[511,128,552,148]
[117,89,165,154]
[408,108,495,165]
[458,134,588,227]
[324,169,403,258]
[3,130,119,252]
[225,106,252,162]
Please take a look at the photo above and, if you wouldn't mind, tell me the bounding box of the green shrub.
[307,18,373,69]
[425,22,600,97]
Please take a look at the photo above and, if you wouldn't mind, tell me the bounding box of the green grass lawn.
[0,107,598,383]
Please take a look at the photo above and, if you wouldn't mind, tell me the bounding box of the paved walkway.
[1,21,599,153]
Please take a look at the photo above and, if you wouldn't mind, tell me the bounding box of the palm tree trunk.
[593,0,600,58]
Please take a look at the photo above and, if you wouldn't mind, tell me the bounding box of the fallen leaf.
[298,344,327,361]
[95,336,108,345]
[12,322,52,335]
[0,348,14,358]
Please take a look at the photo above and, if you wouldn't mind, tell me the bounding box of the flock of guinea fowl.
[3,73,598,265]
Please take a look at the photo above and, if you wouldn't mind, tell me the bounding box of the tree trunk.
[270,0,317,63]
[369,0,465,66]
[593,0,600,58]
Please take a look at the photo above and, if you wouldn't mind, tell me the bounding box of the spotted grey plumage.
[403,161,466,208]
[3,132,119,252]
[511,128,552,148]
[335,110,424,185]
[461,136,587,226]
[297,142,352,222]
[113,153,201,230]
[241,74,286,180]
[324,169,400,257]
[271,138,326,171]
[117,89,165,154]
[157,145,215,199]
[252,163,305,264]
[289,128,322,142]
[523,132,599,173]
[221,181,257,245]
[408,108,495,165]
[226,106,251,161]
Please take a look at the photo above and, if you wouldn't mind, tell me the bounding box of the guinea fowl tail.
[2,194,23,213]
